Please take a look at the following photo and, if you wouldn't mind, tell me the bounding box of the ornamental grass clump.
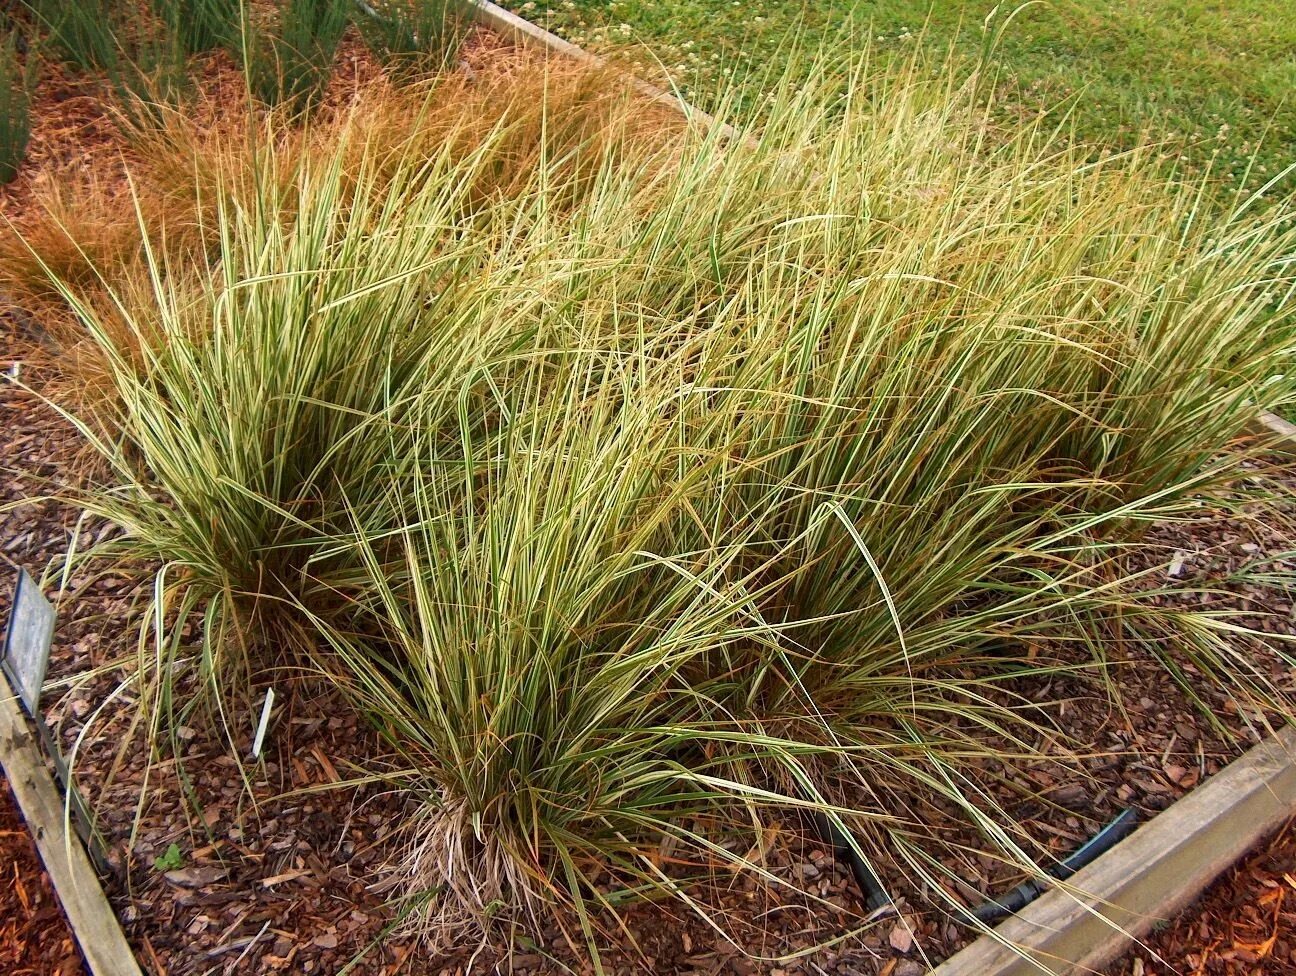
[26,0,121,72]
[0,31,31,184]
[17,57,667,721]
[356,0,470,76]
[15,39,1296,960]
[149,0,242,56]
[247,0,351,109]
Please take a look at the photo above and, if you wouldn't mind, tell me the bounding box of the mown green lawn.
[503,0,1295,188]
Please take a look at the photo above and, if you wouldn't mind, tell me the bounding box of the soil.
[2,16,1296,976]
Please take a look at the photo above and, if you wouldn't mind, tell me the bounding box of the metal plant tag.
[3,568,55,716]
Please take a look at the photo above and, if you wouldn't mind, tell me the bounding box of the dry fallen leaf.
[888,917,915,953]
[163,865,227,888]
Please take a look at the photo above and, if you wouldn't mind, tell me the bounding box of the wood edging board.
[465,0,749,145]
[0,686,143,976]
[1244,410,1296,456]
[931,724,1296,976]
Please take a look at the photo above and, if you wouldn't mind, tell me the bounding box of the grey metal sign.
[3,568,55,716]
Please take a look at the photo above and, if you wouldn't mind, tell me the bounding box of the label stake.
[252,687,276,759]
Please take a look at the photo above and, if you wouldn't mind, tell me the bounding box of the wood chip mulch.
[0,773,86,976]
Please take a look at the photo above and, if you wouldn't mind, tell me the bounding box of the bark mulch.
[0,772,86,976]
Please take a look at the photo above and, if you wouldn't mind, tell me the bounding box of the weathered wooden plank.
[1244,410,1296,457]
[0,686,143,976]
[466,1,749,144]
[932,725,1296,976]
[466,0,593,62]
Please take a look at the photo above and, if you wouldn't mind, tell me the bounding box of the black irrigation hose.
[807,803,1139,924]
[970,807,1140,925]
[809,810,893,912]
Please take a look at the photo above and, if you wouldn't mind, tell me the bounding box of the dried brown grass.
[2,46,682,420]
